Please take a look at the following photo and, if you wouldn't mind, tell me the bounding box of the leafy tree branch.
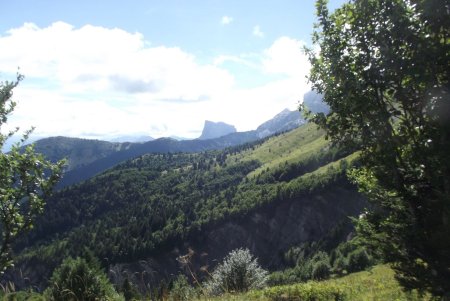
[0,74,65,273]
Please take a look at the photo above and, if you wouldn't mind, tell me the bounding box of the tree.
[311,260,331,280]
[347,248,372,273]
[310,251,331,280]
[121,278,140,301]
[45,256,123,301]
[204,248,268,296]
[0,74,65,272]
[307,0,449,296]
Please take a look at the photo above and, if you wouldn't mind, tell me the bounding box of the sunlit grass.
[1,265,431,300]
[227,123,328,178]
[195,265,431,301]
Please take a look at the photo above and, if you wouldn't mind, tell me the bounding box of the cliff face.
[198,121,237,140]
[108,183,364,291]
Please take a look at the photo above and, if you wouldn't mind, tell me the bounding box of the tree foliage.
[307,0,449,296]
[0,74,64,273]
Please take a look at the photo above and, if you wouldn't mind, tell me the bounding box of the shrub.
[121,278,140,301]
[332,255,348,276]
[312,260,331,280]
[168,274,196,301]
[347,248,373,273]
[44,257,123,301]
[1,292,46,301]
[204,248,268,295]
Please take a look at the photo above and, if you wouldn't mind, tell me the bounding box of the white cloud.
[208,37,312,129]
[0,22,234,100]
[252,25,264,38]
[0,23,311,140]
[221,16,233,25]
[262,36,310,77]
[213,54,260,70]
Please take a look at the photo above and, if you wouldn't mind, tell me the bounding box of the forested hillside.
[7,123,365,290]
[57,130,259,188]
[31,136,132,171]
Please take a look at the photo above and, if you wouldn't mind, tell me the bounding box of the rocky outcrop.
[256,109,305,139]
[198,121,237,140]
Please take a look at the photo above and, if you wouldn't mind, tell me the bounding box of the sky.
[0,0,346,141]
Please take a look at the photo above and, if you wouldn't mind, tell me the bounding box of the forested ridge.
[30,136,132,171]
[10,123,359,287]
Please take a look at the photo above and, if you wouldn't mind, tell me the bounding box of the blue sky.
[0,0,346,140]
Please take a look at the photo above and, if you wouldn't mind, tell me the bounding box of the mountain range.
[31,107,308,188]
[25,90,327,181]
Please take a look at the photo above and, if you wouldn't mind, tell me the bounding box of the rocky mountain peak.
[198,120,237,140]
[256,109,305,139]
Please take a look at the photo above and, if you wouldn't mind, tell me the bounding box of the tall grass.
[195,265,431,301]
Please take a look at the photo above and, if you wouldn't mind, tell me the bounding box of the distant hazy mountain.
[109,135,154,143]
[169,135,188,141]
[256,109,305,139]
[251,91,327,140]
[57,109,305,188]
[302,90,329,114]
[30,107,305,188]
[198,120,237,140]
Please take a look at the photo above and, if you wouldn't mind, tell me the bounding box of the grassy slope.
[198,265,429,301]
[228,123,328,177]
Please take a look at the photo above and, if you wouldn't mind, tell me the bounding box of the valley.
[6,121,366,296]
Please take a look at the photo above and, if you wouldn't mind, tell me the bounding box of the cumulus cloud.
[262,36,310,77]
[221,16,233,25]
[0,22,311,140]
[213,54,260,70]
[0,22,234,99]
[252,25,264,38]
[108,75,160,94]
[207,37,311,129]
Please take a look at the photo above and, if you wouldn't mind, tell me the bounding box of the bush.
[204,248,268,295]
[168,274,196,301]
[347,248,373,273]
[312,260,331,280]
[44,257,123,301]
[332,255,348,275]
